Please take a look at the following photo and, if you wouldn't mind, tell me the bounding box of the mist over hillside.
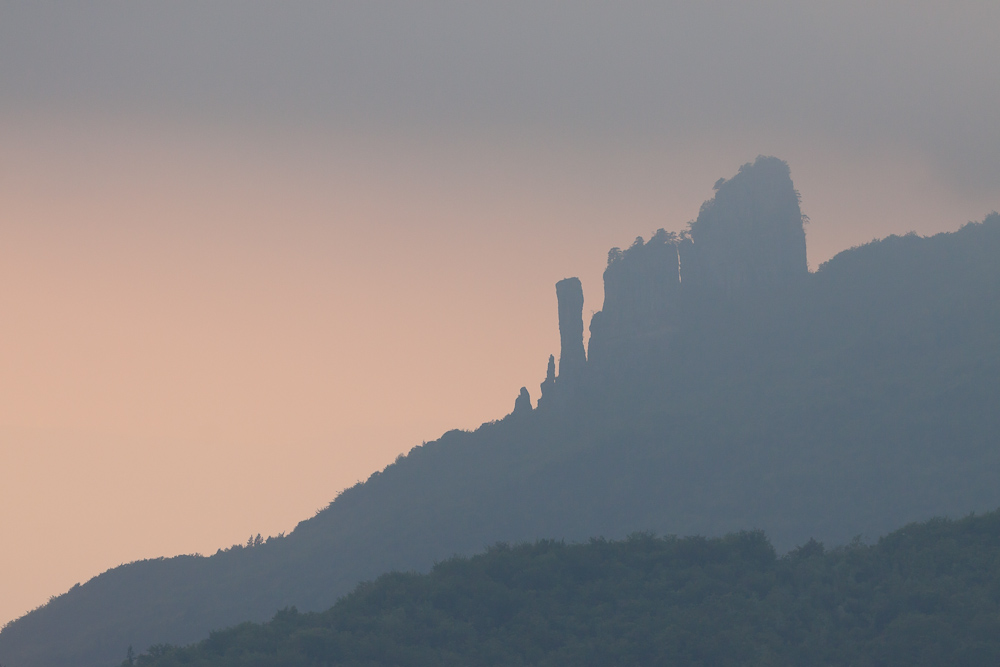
[2,157,999,667]
[128,510,1000,667]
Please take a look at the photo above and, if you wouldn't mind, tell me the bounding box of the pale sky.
[2,2,999,627]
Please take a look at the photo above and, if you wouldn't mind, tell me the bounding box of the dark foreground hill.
[3,158,999,667]
[130,511,1000,667]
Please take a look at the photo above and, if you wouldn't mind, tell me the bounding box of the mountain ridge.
[3,157,999,667]
[127,509,1000,667]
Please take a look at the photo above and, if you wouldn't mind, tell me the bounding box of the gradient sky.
[2,2,999,627]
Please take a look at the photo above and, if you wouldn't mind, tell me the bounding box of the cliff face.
[681,156,807,295]
[588,230,680,364]
[537,279,587,407]
[582,156,807,367]
[5,158,1000,667]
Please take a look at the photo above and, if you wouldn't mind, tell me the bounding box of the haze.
[2,2,998,627]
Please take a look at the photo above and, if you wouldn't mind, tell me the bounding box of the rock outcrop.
[539,354,556,404]
[581,155,807,367]
[587,230,680,364]
[680,156,807,295]
[7,156,1000,667]
[512,387,532,415]
[555,277,586,380]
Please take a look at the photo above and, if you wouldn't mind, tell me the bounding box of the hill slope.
[3,158,999,667]
[131,511,1000,667]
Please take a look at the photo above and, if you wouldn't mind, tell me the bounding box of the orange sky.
[2,115,998,627]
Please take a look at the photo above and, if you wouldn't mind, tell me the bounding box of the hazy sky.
[2,2,998,627]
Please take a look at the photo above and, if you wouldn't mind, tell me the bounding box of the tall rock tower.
[555,277,586,380]
[680,156,807,295]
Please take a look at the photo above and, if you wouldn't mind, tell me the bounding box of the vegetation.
[2,159,998,667]
[128,511,1000,666]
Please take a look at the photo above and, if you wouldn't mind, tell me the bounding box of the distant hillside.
[129,510,1000,667]
[3,157,999,667]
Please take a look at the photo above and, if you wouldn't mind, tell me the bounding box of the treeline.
[128,510,1000,666]
[5,184,998,667]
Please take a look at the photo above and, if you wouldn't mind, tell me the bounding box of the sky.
[2,2,999,628]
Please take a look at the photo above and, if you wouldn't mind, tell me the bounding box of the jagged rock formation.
[581,156,807,366]
[588,230,680,364]
[5,159,999,667]
[555,277,586,380]
[538,354,556,404]
[511,387,532,415]
[538,278,587,407]
[679,155,807,294]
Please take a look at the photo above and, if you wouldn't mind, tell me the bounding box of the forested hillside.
[129,511,1000,667]
[3,158,998,667]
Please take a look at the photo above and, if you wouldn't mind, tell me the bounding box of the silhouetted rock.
[588,230,680,364]
[586,157,805,367]
[512,387,532,415]
[680,155,807,295]
[7,160,1000,667]
[555,277,586,380]
[538,354,556,405]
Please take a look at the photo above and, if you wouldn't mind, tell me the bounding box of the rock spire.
[555,277,586,380]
